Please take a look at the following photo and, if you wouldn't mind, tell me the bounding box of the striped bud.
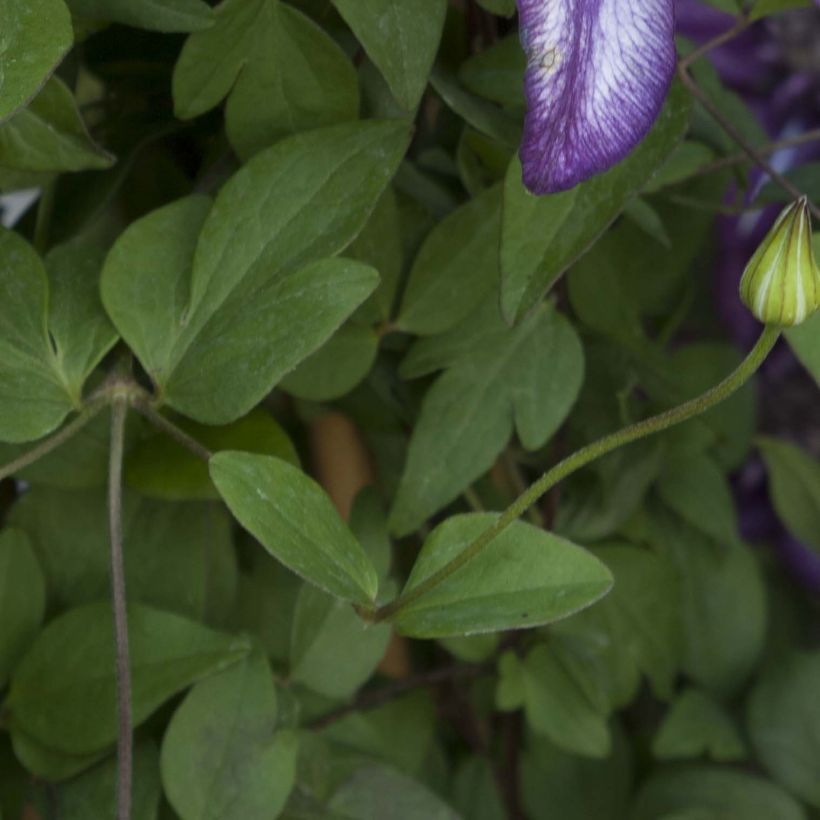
[739,197,820,327]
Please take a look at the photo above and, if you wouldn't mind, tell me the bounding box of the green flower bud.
[739,197,820,327]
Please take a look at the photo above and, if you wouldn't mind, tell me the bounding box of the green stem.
[0,401,106,482]
[130,399,213,462]
[108,398,132,820]
[374,326,780,623]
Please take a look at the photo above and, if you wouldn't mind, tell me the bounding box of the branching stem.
[374,326,780,623]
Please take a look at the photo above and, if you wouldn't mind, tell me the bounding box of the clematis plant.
[0,2,819,820]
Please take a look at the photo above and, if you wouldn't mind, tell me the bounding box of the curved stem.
[0,400,106,482]
[108,398,132,820]
[375,326,780,623]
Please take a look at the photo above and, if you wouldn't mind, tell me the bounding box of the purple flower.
[517,0,677,194]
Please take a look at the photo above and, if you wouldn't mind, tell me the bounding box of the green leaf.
[749,0,812,19]
[161,652,298,820]
[280,321,379,402]
[11,729,105,782]
[391,301,583,535]
[452,756,506,820]
[10,486,238,623]
[6,602,250,755]
[521,725,633,820]
[330,0,447,111]
[126,408,298,500]
[210,451,380,605]
[500,82,691,322]
[0,227,87,442]
[0,0,73,124]
[653,689,746,762]
[392,513,613,638]
[66,0,213,32]
[396,184,502,336]
[328,764,459,820]
[102,121,409,424]
[555,542,682,701]
[0,77,113,172]
[174,0,358,158]
[511,644,611,758]
[30,742,161,819]
[758,436,820,552]
[289,585,391,699]
[650,506,766,697]
[657,454,737,545]
[458,35,525,107]
[748,651,820,808]
[0,530,45,687]
[632,766,807,820]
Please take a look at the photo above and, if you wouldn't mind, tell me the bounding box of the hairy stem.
[130,400,213,461]
[0,401,106,482]
[108,399,132,820]
[375,326,780,623]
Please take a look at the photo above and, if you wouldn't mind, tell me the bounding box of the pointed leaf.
[6,602,250,755]
[161,652,298,820]
[392,513,613,638]
[210,452,380,605]
[0,77,113,172]
[0,0,73,124]
[330,0,447,110]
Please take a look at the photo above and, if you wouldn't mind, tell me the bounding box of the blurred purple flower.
[517,0,676,194]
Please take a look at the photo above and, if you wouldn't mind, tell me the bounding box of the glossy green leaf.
[748,651,820,807]
[653,689,746,762]
[0,0,73,124]
[67,0,213,31]
[500,82,691,322]
[102,121,409,424]
[391,301,583,535]
[126,408,298,500]
[632,767,807,820]
[289,585,391,699]
[6,602,250,754]
[161,652,298,820]
[174,0,358,158]
[10,486,238,623]
[330,0,447,111]
[392,513,613,638]
[0,77,113,172]
[396,184,502,336]
[210,451,379,605]
[758,436,820,552]
[0,530,45,687]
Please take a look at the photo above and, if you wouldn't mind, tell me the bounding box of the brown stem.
[308,662,493,729]
[677,65,820,220]
[108,399,132,820]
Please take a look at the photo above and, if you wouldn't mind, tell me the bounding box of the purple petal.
[517,0,677,194]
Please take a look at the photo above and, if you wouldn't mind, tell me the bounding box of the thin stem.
[374,326,780,623]
[0,401,106,482]
[678,66,820,221]
[678,17,751,73]
[130,400,212,461]
[108,399,132,820]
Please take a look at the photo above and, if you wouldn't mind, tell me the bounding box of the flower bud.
[740,197,820,327]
